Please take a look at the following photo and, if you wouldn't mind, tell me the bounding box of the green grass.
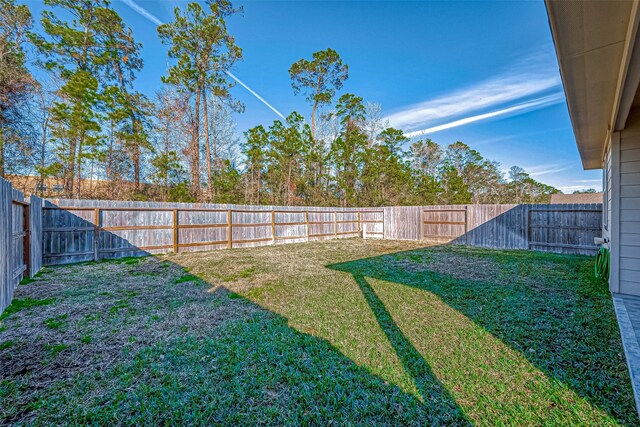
[44,314,68,330]
[44,343,69,356]
[19,277,36,285]
[174,274,199,284]
[0,297,55,320]
[0,240,636,425]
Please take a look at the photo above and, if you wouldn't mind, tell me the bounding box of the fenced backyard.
[2,177,637,425]
[0,176,603,314]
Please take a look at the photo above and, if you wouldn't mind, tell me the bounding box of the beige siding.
[618,109,640,295]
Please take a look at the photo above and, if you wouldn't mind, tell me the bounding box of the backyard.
[0,239,636,425]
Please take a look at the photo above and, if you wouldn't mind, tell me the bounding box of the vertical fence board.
[29,195,43,277]
[0,178,12,314]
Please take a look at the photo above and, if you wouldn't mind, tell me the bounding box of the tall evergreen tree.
[158,0,242,200]
[0,0,35,178]
[31,0,143,198]
[289,48,348,138]
[330,93,368,206]
[101,8,151,190]
[242,124,268,205]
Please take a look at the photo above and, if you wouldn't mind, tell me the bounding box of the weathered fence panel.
[11,188,26,285]
[527,203,603,255]
[29,195,43,276]
[464,204,527,249]
[0,178,12,314]
[42,200,385,265]
[379,203,602,254]
[383,206,422,240]
[0,178,42,315]
[41,200,603,265]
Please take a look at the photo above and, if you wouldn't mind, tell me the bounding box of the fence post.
[357,210,361,238]
[464,205,469,245]
[227,209,233,249]
[383,209,386,239]
[271,210,276,243]
[93,208,100,261]
[305,210,310,241]
[173,209,179,253]
[526,205,531,250]
[22,204,30,277]
[334,211,337,239]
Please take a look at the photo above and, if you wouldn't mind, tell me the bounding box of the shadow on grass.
[353,273,469,424]
[0,256,470,425]
[328,246,635,425]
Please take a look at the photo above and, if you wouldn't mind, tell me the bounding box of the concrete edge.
[612,293,640,419]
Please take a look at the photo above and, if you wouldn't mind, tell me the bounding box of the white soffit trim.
[614,1,640,133]
[545,1,634,170]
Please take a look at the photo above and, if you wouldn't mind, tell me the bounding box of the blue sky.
[27,0,603,193]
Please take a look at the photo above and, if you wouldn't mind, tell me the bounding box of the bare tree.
[363,102,388,148]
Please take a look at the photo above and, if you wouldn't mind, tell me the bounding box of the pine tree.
[243,125,268,205]
[158,0,242,200]
[101,8,151,190]
[289,48,348,138]
[330,93,367,206]
[0,0,35,178]
[31,0,137,198]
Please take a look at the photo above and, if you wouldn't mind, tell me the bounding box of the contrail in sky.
[404,93,564,137]
[119,0,286,120]
[225,71,286,119]
[120,0,163,26]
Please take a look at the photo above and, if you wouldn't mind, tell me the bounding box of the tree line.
[1,0,560,206]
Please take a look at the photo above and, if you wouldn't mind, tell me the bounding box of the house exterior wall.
[613,108,640,295]
[604,139,612,244]
[605,131,621,293]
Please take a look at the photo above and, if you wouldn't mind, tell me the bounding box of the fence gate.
[11,198,30,281]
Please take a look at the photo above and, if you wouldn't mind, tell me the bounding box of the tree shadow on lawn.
[328,245,637,426]
[0,256,469,426]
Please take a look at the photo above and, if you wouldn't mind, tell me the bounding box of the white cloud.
[404,93,563,137]
[574,179,603,184]
[471,126,571,147]
[386,52,563,136]
[557,184,603,192]
[528,166,570,178]
[523,161,573,178]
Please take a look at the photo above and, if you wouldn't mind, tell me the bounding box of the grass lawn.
[0,239,636,425]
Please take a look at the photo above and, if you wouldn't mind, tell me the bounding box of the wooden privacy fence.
[41,200,603,265]
[383,203,603,255]
[42,200,385,265]
[0,177,43,314]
